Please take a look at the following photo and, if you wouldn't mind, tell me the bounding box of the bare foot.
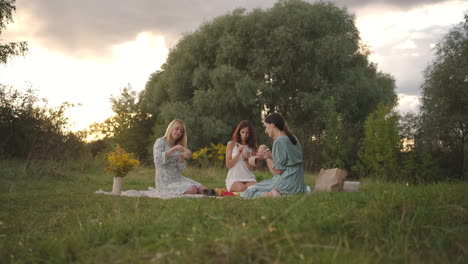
[184,186,198,194]
[270,188,281,197]
[198,185,206,194]
[263,188,282,197]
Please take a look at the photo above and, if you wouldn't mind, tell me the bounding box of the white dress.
[226,144,256,190]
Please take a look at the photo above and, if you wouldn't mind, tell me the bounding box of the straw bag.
[314,168,348,192]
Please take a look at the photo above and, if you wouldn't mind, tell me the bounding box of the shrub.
[192,143,226,168]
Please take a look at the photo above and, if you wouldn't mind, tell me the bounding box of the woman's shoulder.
[155,137,168,145]
[275,135,300,149]
[273,135,292,147]
[275,135,289,143]
[227,141,236,147]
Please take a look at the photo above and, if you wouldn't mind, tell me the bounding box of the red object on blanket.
[222,191,236,196]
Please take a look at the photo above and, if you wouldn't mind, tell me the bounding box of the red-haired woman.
[225,120,258,192]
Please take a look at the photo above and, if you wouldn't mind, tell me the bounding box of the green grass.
[0,159,466,263]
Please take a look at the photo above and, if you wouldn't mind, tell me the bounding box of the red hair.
[231,120,257,150]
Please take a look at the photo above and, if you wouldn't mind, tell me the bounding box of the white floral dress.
[153,138,202,194]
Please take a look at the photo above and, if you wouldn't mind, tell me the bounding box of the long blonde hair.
[163,119,188,147]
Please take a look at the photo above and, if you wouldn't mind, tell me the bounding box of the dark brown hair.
[264,113,297,145]
[231,120,257,150]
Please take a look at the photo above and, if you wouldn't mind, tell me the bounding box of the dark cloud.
[6,0,456,98]
[14,0,450,58]
[15,0,275,58]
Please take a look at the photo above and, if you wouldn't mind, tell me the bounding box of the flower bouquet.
[105,145,140,195]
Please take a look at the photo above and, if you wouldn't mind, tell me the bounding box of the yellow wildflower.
[105,144,140,177]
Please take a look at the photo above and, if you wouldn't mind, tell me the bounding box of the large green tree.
[420,14,468,180]
[143,0,395,171]
[0,0,27,64]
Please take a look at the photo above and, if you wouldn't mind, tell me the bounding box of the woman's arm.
[265,157,283,175]
[154,138,169,165]
[177,147,191,161]
[225,141,242,169]
[244,157,256,171]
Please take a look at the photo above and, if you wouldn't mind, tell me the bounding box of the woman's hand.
[177,148,191,162]
[168,144,189,159]
[257,145,271,160]
[236,144,250,160]
[237,144,244,154]
[167,144,184,157]
[182,149,192,159]
[171,144,185,152]
[259,150,272,160]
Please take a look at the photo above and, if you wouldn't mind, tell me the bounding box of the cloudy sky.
[1,0,467,131]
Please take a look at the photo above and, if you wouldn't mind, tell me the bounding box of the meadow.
[0,159,466,263]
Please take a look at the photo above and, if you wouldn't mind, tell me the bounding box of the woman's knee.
[245,181,256,187]
[184,186,198,194]
[230,182,247,192]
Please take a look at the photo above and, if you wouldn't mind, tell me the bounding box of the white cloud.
[355,0,468,96]
[396,39,417,49]
[356,0,467,51]
[397,93,421,113]
[0,32,168,131]
[409,31,432,39]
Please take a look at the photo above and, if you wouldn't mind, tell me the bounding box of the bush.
[191,143,226,168]
[0,86,86,162]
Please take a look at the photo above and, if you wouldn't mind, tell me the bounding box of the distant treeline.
[0,87,86,165]
[1,0,466,181]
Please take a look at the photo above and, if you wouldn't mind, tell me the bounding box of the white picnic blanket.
[95,187,207,199]
[96,185,317,199]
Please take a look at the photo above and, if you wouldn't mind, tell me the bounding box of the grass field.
[0,159,466,263]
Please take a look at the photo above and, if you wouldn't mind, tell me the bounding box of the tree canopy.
[88,85,154,160]
[420,14,468,179]
[0,0,27,64]
[143,0,396,170]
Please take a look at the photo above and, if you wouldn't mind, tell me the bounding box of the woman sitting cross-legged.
[225,120,258,192]
[153,119,206,195]
[240,113,307,198]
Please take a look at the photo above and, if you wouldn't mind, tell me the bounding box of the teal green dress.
[240,135,307,198]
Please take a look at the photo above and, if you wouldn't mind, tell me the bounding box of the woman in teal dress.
[240,113,307,198]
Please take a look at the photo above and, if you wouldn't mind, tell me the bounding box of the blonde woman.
[153,119,205,194]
